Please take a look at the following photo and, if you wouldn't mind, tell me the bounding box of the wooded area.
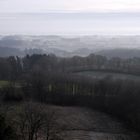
[0,54,140,139]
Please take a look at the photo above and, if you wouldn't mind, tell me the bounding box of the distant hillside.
[71,48,94,57]
[1,46,140,59]
[1,35,140,58]
[0,47,44,57]
[96,49,140,58]
[1,35,140,51]
[0,47,23,57]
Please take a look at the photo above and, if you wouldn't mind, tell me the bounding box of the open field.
[75,71,140,81]
[6,104,139,140]
[48,106,139,140]
[0,80,10,88]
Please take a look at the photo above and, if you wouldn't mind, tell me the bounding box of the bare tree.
[16,102,46,140]
[16,102,62,140]
[43,109,63,140]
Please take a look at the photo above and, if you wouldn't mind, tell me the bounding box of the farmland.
[75,70,140,81]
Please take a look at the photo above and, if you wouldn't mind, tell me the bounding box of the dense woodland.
[1,54,140,79]
[0,54,140,139]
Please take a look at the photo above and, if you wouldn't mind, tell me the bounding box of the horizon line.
[1,10,140,14]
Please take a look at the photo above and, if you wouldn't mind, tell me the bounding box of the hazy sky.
[0,0,140,13]
[0,0,140,35]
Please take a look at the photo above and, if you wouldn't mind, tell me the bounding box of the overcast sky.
[0,0,140,35]
[0,0,140,13]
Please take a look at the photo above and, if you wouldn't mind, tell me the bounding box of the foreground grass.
[3,104,140,140]
[0,80,10,88]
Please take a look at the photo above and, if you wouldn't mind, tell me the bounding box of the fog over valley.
[1,35,140,58]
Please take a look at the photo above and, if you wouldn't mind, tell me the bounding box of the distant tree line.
[1,54,140,80]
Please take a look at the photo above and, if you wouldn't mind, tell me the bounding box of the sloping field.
[50,106,139,140]
[75,71,140,81]
[64,131,138,140]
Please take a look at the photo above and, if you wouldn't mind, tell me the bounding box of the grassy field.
[0,80,10,88]
[75,71,140,81]
[8,105,139,140]
[52,106,138,140]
